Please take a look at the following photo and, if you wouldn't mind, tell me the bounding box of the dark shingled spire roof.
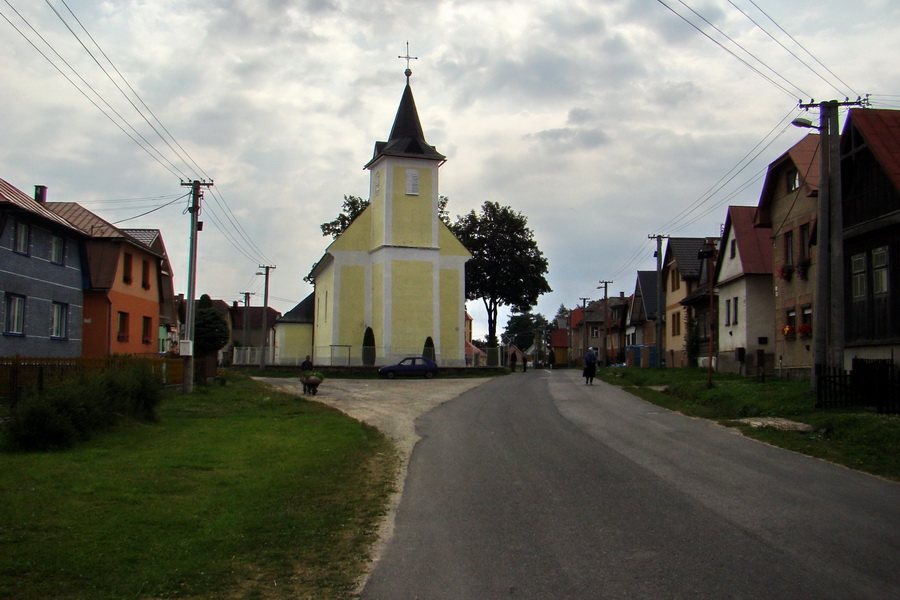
[365,80,445,168]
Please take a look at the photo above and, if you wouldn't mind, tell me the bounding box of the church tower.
[307,64,471,366]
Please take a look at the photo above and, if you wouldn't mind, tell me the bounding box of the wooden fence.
[0,355,184,410]
[816,359,899,414]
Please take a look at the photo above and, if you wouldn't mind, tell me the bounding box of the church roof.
[364,78,445,168]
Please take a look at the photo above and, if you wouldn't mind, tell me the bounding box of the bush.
[4,361,162,451]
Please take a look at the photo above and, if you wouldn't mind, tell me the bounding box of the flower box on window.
[123,276,133,284]
[777,264,793,282]
[797,323,812,338]
[782,325,796,340]
[142,336,152,344]
[142,282,151,290]
[117,333,129,342]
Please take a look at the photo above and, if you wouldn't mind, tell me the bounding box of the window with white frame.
[51,302,68,339]
[14,221,30,254]
[5,294,25,335]
[851,253,867,300]
[50,234,65,264]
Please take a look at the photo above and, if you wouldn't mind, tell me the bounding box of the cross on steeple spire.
[398,41,417,80]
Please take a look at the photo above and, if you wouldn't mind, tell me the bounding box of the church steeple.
[365,63,445,169]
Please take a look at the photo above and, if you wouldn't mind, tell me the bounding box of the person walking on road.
[583,347,597,385]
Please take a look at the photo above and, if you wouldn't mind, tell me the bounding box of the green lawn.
[0,374,397,600]
[598,367,900,481]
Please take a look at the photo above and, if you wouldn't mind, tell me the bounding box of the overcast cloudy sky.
[3,0,899,340]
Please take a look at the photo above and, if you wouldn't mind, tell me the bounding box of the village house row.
[2,108,898,373]
[550,108,899,377]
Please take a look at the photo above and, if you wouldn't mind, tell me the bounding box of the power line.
[725,0,848,99]
[745,0,860,99]
[653,0,802,100]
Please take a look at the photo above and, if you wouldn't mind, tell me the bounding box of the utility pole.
[579,297,590,362]
[240,291,253,356]
[649,234,669,368]
[180,179,213,393]
[795,97,865,387]
[258,265,275,369]
[598,280,612,367]
[699,239,717,388]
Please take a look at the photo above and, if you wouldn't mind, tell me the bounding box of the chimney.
[232,301,239,308]
[34,185,48,203]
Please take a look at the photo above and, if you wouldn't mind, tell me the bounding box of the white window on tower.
[405,169,419,195]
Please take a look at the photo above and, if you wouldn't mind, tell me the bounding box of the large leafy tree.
[450,201,551,347]
[320,195,451,239]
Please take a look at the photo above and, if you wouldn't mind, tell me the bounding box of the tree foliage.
[195,294,230,357]
[450,201,551,346]
[321,195,451,239]
[503,310,551,349]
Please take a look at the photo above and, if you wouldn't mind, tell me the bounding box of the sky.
[2,0,899,341]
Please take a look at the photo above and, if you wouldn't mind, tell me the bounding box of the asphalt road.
[360,368,900,599]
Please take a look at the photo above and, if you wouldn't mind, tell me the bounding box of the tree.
[554,303,570,325]
[321,195,368,239]
[450,201,551,347]
[321,195,451,239]
[503,310,550,349]
[194,294,229,357]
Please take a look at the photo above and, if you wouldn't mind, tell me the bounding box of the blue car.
[378,356,438,379]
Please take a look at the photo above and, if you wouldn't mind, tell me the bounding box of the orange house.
[47,203,172,358]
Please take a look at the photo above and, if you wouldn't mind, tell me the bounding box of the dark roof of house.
[755,134,820,228]
[843,108,900,192]
[277,293,314,324]
[666,237,708,280]
[0,178,86,233]
[230,305,281,328]
[364,79,445,169]
[635,271,659,319]
[47,203,160,255]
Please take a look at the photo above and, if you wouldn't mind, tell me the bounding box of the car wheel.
[386,371,396,379]
[424,371,434,379]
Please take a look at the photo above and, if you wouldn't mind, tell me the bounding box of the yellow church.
[305,68,471,367]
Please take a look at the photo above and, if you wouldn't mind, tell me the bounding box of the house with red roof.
[46,202,174,358]
[754,134,820,378]
[714,206,774,375]
[841,108,900,365]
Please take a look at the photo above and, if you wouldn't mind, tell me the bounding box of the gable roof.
[755,134,820,227]
[666,237,707,280]
[0,178,86,234]
[631,270,659,322]
[364,79,445,169]
[277,293,314,324]
[46,202,161,256]
[715,206,773,286]
[842,108,900,193]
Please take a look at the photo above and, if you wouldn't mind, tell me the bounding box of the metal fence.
[816,358,899,414]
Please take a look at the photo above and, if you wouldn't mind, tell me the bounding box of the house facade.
[754,134,820,378]
[274,293,314,365]
[625,270,661,367]
[46,202,169,358]
[662,237,707,368]
[1,181,87,357]
[715,206,775,375]
[841,108,900,365]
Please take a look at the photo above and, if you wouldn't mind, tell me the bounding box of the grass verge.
[598,367,900,481]
[0,373,398,600]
